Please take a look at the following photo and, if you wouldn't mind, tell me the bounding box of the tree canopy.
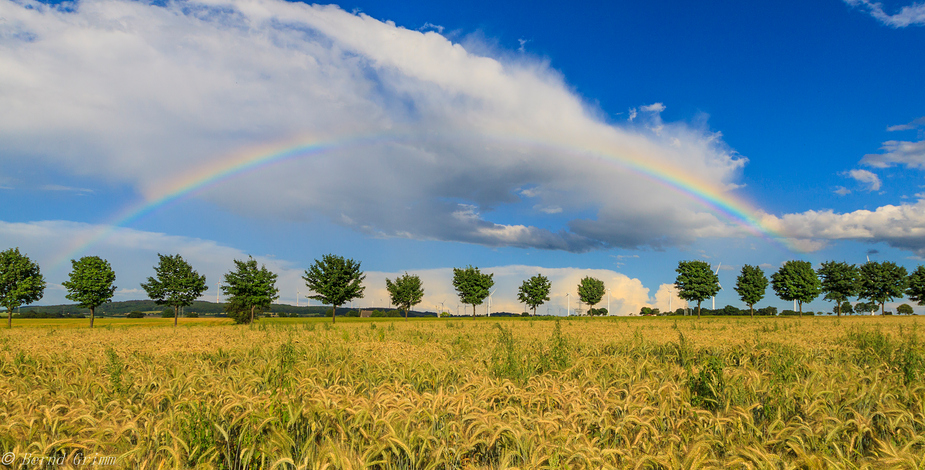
[817,261,859,317]
[577,276,605,315]
[302,254,365,323]
[897,303,914,315]
[222,256,279,324]
[906,265,925,307]
[385,272,424,320]
[140,253,208,327]
[675,260,720,318]
[452,266,493,316]
[517,274,551,316]
[858,261,908,315]
[734,265,768,317]
[770,260,820,317]
[0,248,46,329]
[61,255,117,328]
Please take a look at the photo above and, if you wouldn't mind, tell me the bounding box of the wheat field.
[1,315,923,469]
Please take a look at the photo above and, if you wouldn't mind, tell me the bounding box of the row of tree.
[675,260,925,318]
[3,246,925,327]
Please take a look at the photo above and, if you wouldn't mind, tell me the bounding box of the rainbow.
[52,130,795,269]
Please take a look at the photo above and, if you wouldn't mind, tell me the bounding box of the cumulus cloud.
[844,0,925,27]
[0,0,750,252]
[834,186,852,196]
[861,139,925,169]
[761,198,925,255]
[845,169,882,191]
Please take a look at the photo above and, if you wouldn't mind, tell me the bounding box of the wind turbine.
[566,292,571,316]
[440,299,446,316]
[607,288,611,316]
[712,263,723,311]
[487,289,497,316]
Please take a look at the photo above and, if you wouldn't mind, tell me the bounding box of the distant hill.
[17,300,440,318]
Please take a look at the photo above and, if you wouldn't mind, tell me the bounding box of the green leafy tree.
[837,301,854,315]
[858,261,908,315]
[452,265,494,316]
[140,254,208,327]
[855,301,878,315]
[817,261,859,317]
[734,265,768,317]
[0,248,46,329]
[302,254,365,324]
[517,274,551,316]
[897,303,914,315]
[61,256,117,328]
[222,256,279,324]
[385,272,424,320]
[577,276,605,316]
[770,260,820,317]
[675,260,720,318]
[906,265,925,308]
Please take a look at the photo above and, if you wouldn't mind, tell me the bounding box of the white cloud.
[845,169,882,191]
[886,116,925,132]
[834,186,852,195]
[844,0,925,27]
[0,0,750,253]
[861,139,925,169]
[761,198,925,255]
[40,184,93,193]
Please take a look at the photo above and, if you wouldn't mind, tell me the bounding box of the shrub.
[126,311,145,318]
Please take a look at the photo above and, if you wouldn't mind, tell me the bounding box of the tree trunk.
[90,306,95,328]
[405,307,409,320]
[881,302,885,316]
[174,306,179,327]
[250,305,255,324]
[6,308,11,329]
[332,304,337,323]
[750,304,754,318]
[798,301,803,317]
[697,301,701,319]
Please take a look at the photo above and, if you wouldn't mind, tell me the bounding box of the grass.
[0,315,923,468]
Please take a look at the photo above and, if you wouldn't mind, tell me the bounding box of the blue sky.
[1,0,924,314]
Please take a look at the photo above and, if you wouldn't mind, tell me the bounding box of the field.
[1,316,924,469]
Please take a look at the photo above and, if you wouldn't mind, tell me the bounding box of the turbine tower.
[712,263,722,311]
[487,289,497,316]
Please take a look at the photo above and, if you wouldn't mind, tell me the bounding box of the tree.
[140,254,208,327]
[222,256,279,324]
[734,265,768,317]
[452,265,493,316]
[816,261,859,317]
[906,265,925,308]
[0,248,46,329]
[837,301,854,315]
[897,303,914,315]
[770,260,820,317]
[577,277,605,316]
[675,260,720,318]
[302,254,365,324]
[517,274,551,316]
[858,261,908,315]
[855,301,878,315]
[385,272,424,320]
[61,256,117,328]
